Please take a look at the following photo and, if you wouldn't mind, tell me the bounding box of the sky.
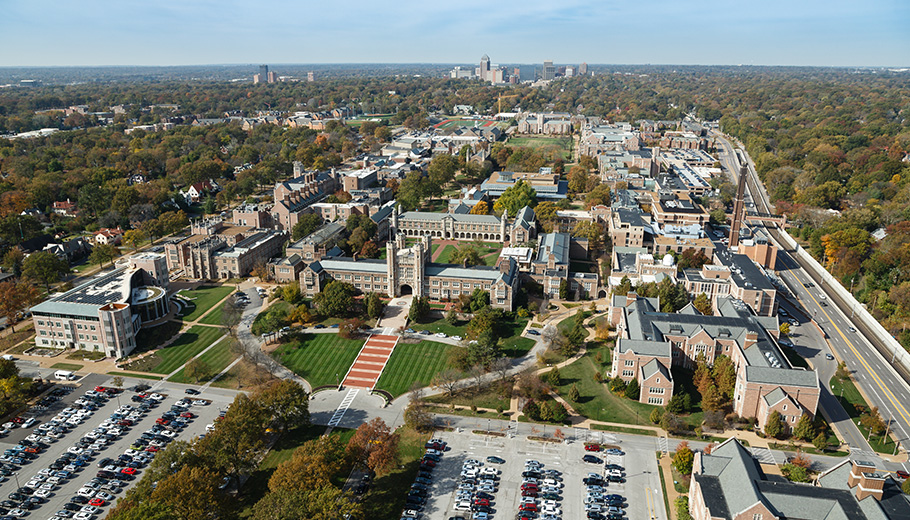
[1,0,908,67]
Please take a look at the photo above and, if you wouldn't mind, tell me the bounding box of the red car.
[23,447,38,454]
[89,498,106,506]
[145,447,160,453]
[897,470,909,479]
[155,418,170,425]
[584,443,602,452]
[179,412,194,419]
[520,483,539,491]
[519,504,538,512]
[118,420,133,426]
[419,459,436,468]
[521,490,538,497]
[94,386,107,393]
[473,498,490,506]
[120,467,138,475]
[11,417,24,424]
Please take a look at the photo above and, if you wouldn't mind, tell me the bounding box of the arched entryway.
[598,289,608,298]
[400,284,413,295]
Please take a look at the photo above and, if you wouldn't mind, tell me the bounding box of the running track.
[342,334,398,389]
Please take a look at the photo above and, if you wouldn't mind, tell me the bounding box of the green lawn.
[108,371,162,380]
[375,340,456,398]
[425,384,511,411]
[558,311,593,336]
[408,316,533,358]
[272,333,365,388]
[435,245,457,263]
[176,285,235,321]
[830,375,897,454]
[435,243,501,266]
[507,136,573,159]
[122,325,226,374]
[409,317,468,337]
[133,320,183,353]
[199,300,228,326]
[553,345,657,426]
[169,336,239,383]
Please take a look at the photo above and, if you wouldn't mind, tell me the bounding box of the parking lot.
[413,428,666,520]
[0,373,239,519]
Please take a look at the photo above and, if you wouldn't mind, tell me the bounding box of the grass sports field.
[507,136,573,159]
[271,333,365,388]
[375,340,456,398]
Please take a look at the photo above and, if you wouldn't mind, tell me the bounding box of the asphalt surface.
[0,373,240,519]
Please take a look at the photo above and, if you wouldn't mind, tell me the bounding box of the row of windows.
[647,397,664,405]
[621,370,634,377]
[649,387,665,395]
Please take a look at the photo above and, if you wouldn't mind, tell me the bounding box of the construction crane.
[497,93,519,116]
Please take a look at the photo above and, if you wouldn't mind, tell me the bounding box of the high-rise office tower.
[479,54,491,81]
[259,64,269,78]
[542,60,556,80]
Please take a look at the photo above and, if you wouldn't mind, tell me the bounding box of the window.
[38,320,44,326]
[753,515,763,520]
[783,404,788,411]
[648,397,664,405]
[624,360,634,367]
[650,387,665,394]
[621,370,634,377]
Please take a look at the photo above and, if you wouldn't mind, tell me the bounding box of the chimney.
[744,331,758,348]
[849,461,885,501]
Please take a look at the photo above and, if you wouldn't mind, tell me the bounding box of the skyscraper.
[579,62,588,76]
[479,54,491,82]
[542,60,556,80]
[259,64,269,78]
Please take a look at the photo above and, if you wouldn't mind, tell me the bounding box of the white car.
[193,400,208,406]
[68,447,84,455]
[149,393,164,401]
[33,489,52,498]
[451,335,463,341]
[434,332,447,338]
[77,487,97,497]
[74,513,94,520]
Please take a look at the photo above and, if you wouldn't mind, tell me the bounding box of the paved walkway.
[343,334,398,389]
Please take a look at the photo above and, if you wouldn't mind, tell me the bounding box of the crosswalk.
[750,446,777,465]
[848,447,878,462]
[658,436,669,455]
[327,388,359,427]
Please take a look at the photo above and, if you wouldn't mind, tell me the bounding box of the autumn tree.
[268,435,343,492]
[493,180,536,216]
[712,355,736,399]
[183,358,209,383]
[252,486,362,520]
[765,410,786,439]
[257,379,310,431]
[201,393,270,484]
[672,441,694,475]
[123,229,146,251]
[432,368,461,396]
[449,244,483,267]
[568,383,580,402]
[585,184,612,208]
[346,417,400,476]
[150,465,233,520]
[793,414,816,441]
[860,406,887,436]
[469,201,489,215]
[0,281,41,332]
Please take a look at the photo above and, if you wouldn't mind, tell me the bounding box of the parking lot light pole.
[13,472,19,490]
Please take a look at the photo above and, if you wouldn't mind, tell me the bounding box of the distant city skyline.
[2,0,908,68]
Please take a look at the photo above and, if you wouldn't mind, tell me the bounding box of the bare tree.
[470,364,487,392]
[490,357,512,382]
[432,368,461,396]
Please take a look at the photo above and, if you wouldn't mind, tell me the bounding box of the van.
[454,501,472,511]
[54,370,77,381]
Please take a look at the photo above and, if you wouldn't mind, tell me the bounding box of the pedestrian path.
[328,388,359,427]
[342,334,398,389]
[658,436,670,455]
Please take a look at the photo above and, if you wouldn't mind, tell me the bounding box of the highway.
[712,130,910,469]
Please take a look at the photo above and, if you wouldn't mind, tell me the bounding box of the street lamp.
[13,472,19,491]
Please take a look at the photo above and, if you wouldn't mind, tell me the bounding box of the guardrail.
[773,228,910,382]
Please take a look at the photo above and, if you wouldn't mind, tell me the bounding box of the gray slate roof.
[400,211,501,225]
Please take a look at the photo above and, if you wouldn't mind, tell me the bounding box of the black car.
[0,502,15,509]
[97,470,116,479]
[486,456,505,464]
[583,477,604,486]
[472,505,494,513]
[185,388,200,395]
[69,496,89,504]
[583,455,603,464]
[405,496,426,505]
[6,494,25,502]
[64,503,82,511]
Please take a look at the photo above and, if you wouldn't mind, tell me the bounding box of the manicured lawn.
[553,345,657,426]
[507,136,573,159]
[425,384,511,411]
[199,300,228,326]
[169,336,238,383]
[408,316,533,358]
[133,320,183,354]
[435,244,501,266]
[375,340,456,398]
[435,245,457,263]
[176,285,235,321]
[271,333,365,388]
[108,371,162,380]
[501,336,536,358]
[558,311,592,336]
[409,317,467,337]
[50,363,83,371]
[122,325,225,374]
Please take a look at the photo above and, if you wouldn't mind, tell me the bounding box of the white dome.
[662,254,675,266]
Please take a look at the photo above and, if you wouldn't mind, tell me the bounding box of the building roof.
[745,366,818,388]
[31,267,133,317]
[535,233,570,265]
[400,211,501,225]
[317,257,388,274]
[640,358,671,381]
[616,338,670,358]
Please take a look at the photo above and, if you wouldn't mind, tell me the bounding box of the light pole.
[13,472,20,491]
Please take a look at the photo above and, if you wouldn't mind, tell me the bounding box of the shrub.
[650,408,664,425]
[608,377,626,394]
[624,379,640,400]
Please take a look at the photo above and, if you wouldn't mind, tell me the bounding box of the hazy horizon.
[2,0,908,68]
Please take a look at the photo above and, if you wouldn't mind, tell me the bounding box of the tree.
[780,463,810,483]
[449,244,483,267]
[558,279,569,300]
[140,218,164,244]
[667,393,691,414]
[779,322,791,335]
[0,281,41,332]
[360,240,379,258]
[257,380,310,431]
[268,435,343,492]
[312,281,355,318]
[675,497,693,520]
[650,408,664,424]
[585,184,612,208]
[338,317,364,339]
[672,441,694,475]
[693,293,712,315]
[432,368,461,396]
[468,288,490,312]
[902,476,910,495]
[253,486,361,520]
[408,296,430,322]
[793,414,816,441]
[183,358,210,383]
[835,362,849,381]
[366,292,384,320]
[608,377,627,394]
[22,251,69,293]
[702,384,724,412]
[150,465,232,520]
[813,432,828,451]
[547,367,561,387]
[713,355,736,399]
[565,310,586,349]
[469,201,489,215]
[572,221,604,257]
[493,180,537,216]
[860,406,887,436]
[346,417,399,475]
[568,383,580,402]
[90,243,119,268]
[111,376,124,388]
[624,378,640,400]
[445,307,458,325]
[123,229,146,251]
[765,410,786,439]
[1,249,25,277]
[282,283,302,304]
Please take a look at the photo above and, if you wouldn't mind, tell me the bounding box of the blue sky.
[2,0,907,67]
